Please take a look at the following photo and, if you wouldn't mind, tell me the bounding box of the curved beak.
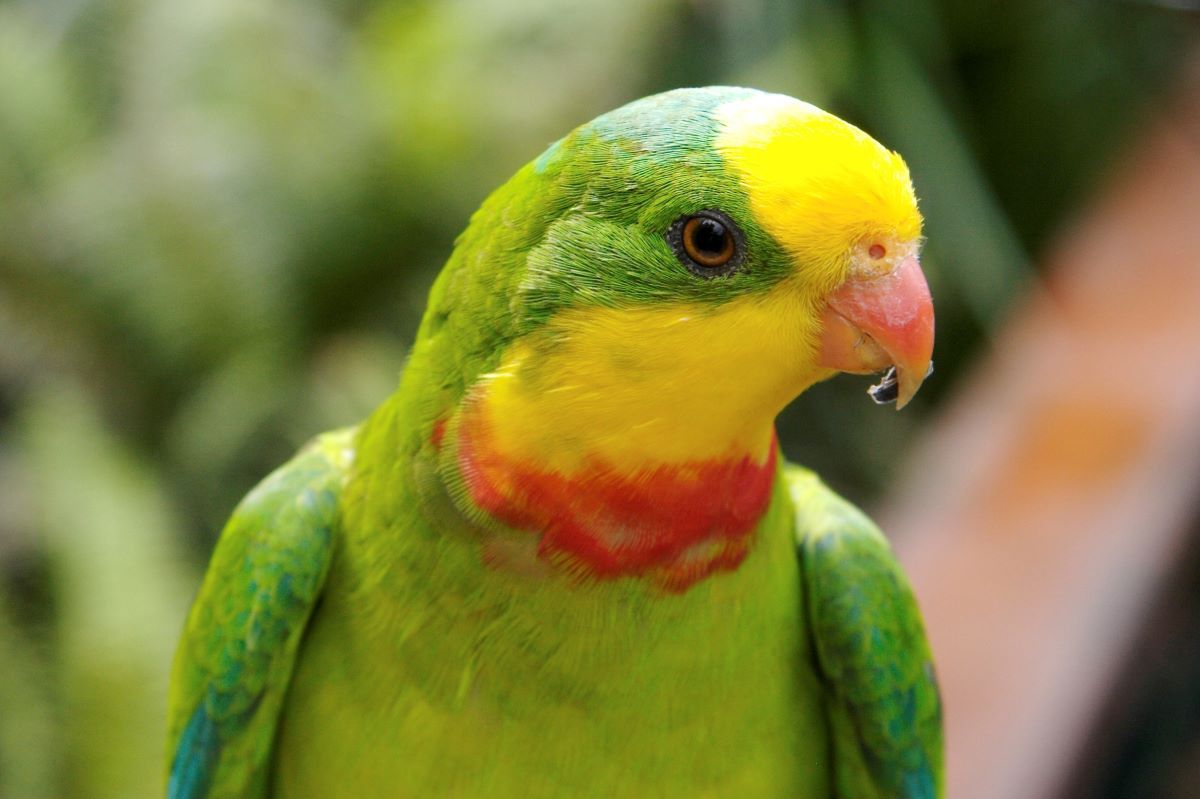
[816,254,935,409]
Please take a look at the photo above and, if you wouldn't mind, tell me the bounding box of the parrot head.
[423,87,933,587]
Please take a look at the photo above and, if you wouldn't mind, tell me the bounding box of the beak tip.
[896,359,934,410]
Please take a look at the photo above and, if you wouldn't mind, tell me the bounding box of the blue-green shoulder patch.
[165,429,355,799]
[785,464,944,799]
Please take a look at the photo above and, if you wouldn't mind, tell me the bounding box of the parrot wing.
[785,464,943,799]
[165,429,355,799]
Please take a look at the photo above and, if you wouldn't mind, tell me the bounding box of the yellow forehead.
[715,93,922,270]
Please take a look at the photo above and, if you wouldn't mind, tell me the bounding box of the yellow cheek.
[473,285,830,472]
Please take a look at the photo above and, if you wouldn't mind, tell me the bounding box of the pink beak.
[816,254,935,409]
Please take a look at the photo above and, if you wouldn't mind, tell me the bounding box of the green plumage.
[166,87,943,798]
[789,468,943,797]
[168,431,353,798]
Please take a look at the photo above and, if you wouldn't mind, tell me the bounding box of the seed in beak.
[868,362,935,405]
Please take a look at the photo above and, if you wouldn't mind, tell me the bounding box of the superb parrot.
[166,87,942,798]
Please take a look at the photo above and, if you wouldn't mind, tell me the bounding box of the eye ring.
[668,210,745,278]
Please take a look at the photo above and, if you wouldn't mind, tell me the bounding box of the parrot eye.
[668,210,744,278]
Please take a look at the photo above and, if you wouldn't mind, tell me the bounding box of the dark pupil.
[692,218,728,255]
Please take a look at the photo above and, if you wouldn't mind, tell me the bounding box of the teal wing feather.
[785,464,944,799]
[165,429,356,799]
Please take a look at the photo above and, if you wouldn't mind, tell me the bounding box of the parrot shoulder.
[165,428,356,799]
[785,463,944,799]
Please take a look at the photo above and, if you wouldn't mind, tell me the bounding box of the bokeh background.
[2,1,1199,796]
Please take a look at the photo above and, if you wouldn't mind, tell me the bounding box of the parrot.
[166,86,942,798]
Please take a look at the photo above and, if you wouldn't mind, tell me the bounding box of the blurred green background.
[0,0,1195,796]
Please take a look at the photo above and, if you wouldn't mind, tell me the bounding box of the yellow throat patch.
[468,289,818,474]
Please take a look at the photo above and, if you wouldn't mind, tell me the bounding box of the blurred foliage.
[0,0,1194,796]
